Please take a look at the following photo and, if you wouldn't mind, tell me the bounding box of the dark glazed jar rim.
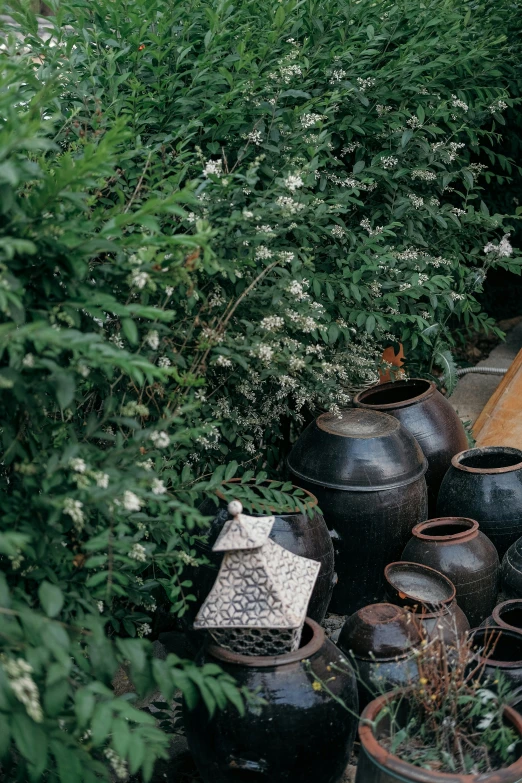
[411,517,479,543]
[470,627,522,669]
[384,561,456,607]
[358,690,522,782]
[354,378,436,411]
[205,618,325,668]
[451,446,522,475]
[493,600,522,635]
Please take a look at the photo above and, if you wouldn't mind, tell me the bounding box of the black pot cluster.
[184,379,522,783]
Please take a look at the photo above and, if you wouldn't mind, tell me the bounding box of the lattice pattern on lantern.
[194,500,320,656]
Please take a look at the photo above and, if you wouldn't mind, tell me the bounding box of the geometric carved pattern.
[194,504,320,656]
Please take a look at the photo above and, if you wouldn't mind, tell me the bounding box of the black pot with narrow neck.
[437,446,522,558]
[355,378,468,514]
[288,408,428,615]
[184,619,359,783]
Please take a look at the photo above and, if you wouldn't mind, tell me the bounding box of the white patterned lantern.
[194,500,321,656]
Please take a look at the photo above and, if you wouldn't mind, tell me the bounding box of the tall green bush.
[1,0,522,779]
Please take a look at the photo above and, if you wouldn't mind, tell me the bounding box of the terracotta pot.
[338,603,422,709]
[288,409,428,615]
[502,537,522,599]
[184,618,358,783]
[356,690,522,782]
[384,561,469,646]
[470,627,522,702]
[402,518,499,628]
[437,446,522,558]
[355,378,468,514]
[482,600,522,633]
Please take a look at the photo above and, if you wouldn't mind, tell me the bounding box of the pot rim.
[214,479,319,515]
[411,518,479,543]
[206,618,325,667]
[493,600,522,635]
[451,447,522,475]
[384,561,456,607]
[470,627,522,669]
[359,690,522,781]
[354,378,436,411]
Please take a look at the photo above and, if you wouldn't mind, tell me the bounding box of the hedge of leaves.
[0,0,521,779]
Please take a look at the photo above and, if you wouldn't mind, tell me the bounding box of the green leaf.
[12,712,48,770]
[91,702,113,746]
[53,372,76,409]
[0,713,11,758]
[75,688,96,728]
[121,318,138,345]
[38,581,64,618]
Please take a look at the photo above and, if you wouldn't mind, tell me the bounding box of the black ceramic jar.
[194,485,335,624]
[482,600,522,633]
[470,627,522,702]
[354,378,468,514]
[338,603,422,709]
[402,518,499,628]
[437,446,522,558]
[502,537,522,599]
[288,409,428,615]
[184,618,358,783]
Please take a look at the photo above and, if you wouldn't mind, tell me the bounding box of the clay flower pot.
[355,378,468,514]
[384,561,469,646]
[184,618,358,783]
[356,690,522,782]
[437,446,522,557]
[502,538,522,600]
[402,518,499,627]
[288,409,428,615]
[338,603,422,709]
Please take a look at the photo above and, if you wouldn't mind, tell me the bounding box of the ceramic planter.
[355,378,468,514]
[338,603,422,709]
[356,690,522,782]
[184,618,359,783]
[402,518,499,627]
[288,409,428,615]
[502,537,522,600]
[194,485,335,624]
[437,446,522,557]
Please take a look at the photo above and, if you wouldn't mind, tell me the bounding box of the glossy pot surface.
[415,601,470,647]
[502,537,522,600]
[356,690,522,782]
[184,619,358,783]
[289,410,428,614]
[355,378,468,514]
[338,604,421,709]
[483,600,522,634]
[437,447,522,558]
[384,561,455,610]
[402,518,499,628]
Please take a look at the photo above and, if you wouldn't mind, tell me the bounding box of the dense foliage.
[0,0,521,779]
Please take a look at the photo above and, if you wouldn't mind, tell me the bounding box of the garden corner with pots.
[1,0,522,781]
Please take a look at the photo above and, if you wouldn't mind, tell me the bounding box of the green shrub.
[1,0,522,779]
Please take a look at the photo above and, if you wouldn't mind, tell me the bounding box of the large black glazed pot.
[338,603,422,710]
[470,627,522,706]
[355,690,522,783]
[402,518,499,628]
[502,537,522,599]
[437,446,522,558]
[482,600,522,633]
[194,485,335,624]
[354,378,468,514]
[288,409,428,615]
[184,618,359,783]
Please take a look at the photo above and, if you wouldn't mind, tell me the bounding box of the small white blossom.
[69,458,87,473]
[381,156,398,169]
[22,353,35,368]
[145,330,159,350]
[203,159,223,177]
[255,246,273,261]
[104,748,128,781]
[411,169,437,181]
[451,94,468,112]
[123,491,142,512]
[284,173,304,192]
[357,77,375,91]
[490,99,508,114]
[331,225,346,238]
[97,601,104,613]
[408,194,424,209]
[407,116,421,128]
[131,270,150,289]
[215,355,232,368]
[260,315,285,331]
[246,129,263,145]
[300,113,325,129]
[152,478,167,495]
[484,233,513,258]
[110,335,124,349]
[150,430,170,449]
[477,712,495,731]
[137,623,152,638]
[63,498,85,533]
[158,356,171,368]
[94,472,109,489]
[129,543,147,562]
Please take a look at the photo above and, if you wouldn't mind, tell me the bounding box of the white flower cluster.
[69,458,86,473]
[63,498,85,533]
[340,141,361,155]
[137,622,152,638]
[469,163,487,175]
[130,270,150,290]
[280,64,303,83]
[451,94,468,112]
[150,430,170,448]
[203,159,223,177]
[3,658,43,723]
[450,292,465,301]
[408,194,424,209]
[396,247,420,261]
[260,315,285,331]
[360,218,384,236]
[215,355,233,368]
[357,77,375,91]
[428,256,452,268]
[407,116,422,128]
[484,234,513,258]
[104,748,128,781]
[329,68,347,84]
[431,140,465,162]
[490,99,508,114]
[286,280,310,300]
[300,113,325,129]
[22,353,34,368]
[158,356,171,368]
[276,196,305,214]
[452,207,466,217]
[122,491,142,512]
[177,550,199,567]
[145,330,159,350]
[151,478,166,495]
[284,173,304,192]
[381,156,398,169]
[376,104,393,115]
[121,401,149,417]
[411,169,437,181]
[331,225,346,238]
[129,543,147,562]
[255,245,273,261]
[246,129,263,145]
